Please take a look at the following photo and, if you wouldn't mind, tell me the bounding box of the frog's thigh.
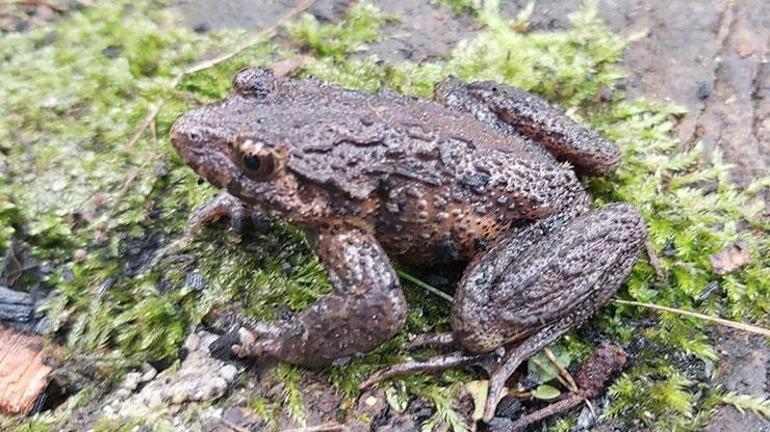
[435,77,619,176]
[237,229,407,367]
[451,203,646,354]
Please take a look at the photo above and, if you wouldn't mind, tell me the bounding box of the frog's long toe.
[406,332,457,350]
[360,350,497,389]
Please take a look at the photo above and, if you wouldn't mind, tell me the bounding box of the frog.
[170,67,646,422]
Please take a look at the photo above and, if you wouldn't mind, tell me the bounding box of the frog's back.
[266,79,584,264]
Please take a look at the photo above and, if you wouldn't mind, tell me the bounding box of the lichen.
[1,0,768,431]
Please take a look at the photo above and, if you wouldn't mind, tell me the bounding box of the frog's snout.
[171,115,210,151]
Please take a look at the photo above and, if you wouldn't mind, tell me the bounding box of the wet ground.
[167,0,770,430]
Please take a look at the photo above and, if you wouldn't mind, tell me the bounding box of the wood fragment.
[0,324,56,415]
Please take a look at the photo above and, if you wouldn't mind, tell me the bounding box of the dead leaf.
[464,379,489,422]
[710,242,751,275]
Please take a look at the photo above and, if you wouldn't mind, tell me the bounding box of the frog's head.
[171,68,328,220]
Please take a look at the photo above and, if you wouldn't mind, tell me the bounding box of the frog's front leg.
[184,191,251,238]
[232,228,407,367]
[435,77,620,176]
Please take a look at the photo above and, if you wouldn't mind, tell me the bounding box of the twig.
[0,0,66,12]
[397,270,453,302]
[544,347,577,392]
[126,104,159,148]
[115,0,316,200]
[612,299,770,337]
[281,423,346,432]
[584,398,596,418]
[171,0,316,85]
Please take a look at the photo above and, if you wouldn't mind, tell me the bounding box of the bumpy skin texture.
[171,68,646,420]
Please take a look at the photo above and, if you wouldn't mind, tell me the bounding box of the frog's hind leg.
[434,77,620,176]
[452,203,645,421]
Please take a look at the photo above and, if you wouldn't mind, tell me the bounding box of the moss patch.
[1,0,768,431]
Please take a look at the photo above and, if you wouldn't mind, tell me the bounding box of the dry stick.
[281,423,347,432]
[402,272,770,338]
[543,347,577,392]
[0,0,66,11]
[612,299,770,337]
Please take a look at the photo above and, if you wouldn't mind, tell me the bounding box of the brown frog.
[170,67,646,422]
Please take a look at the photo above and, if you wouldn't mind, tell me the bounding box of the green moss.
[3,0,769,431]
[286,2,390,61]
[433,0,481,14]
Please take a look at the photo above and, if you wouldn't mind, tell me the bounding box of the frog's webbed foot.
[434,77,619,176]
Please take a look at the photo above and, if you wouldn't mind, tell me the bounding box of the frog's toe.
[231,336,279,360]
[406,332,457,350]
[360,351,496,389]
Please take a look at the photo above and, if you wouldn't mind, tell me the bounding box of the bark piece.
[0,324,54,415]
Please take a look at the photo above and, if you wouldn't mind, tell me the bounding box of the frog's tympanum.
[171,68,645,422]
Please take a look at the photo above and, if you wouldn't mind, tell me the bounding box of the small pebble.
[210,377,228,397]
[122,372,142,391]
[114,388,131,399]
[147,393,163,408]
[171,390,187,405]
[219,364,238,383]
[696,82,712,100]
[576,404,596,429]
[140,363,157,382]
[184,333,200,352]
[185,271,207,291]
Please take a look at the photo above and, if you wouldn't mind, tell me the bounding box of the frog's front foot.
[184,191,251,240]
[213,229,408,368]
[228,322,292,360]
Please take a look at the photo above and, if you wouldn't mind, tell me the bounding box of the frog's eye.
[236,138,278,180]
